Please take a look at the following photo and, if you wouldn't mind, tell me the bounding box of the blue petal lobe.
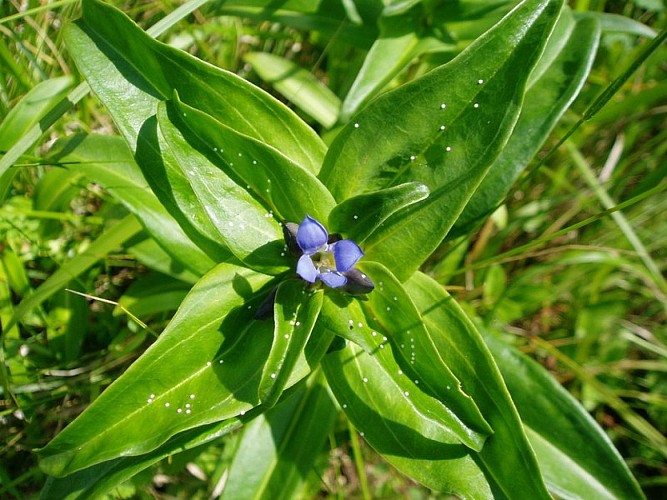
[332,240,364,273]
[319,270,347,288]
[296,215,328,253]
[296,254,318,283]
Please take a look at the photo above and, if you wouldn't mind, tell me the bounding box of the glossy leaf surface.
[322,341,492,498]
[328,182,429,242]
[320,293,488,451]
[170,94,335,224]
[41,419,243,499]
[38,263,276,476]
[319,0,563,280]
[155,100,287,273]
[354,262,491,449]
[485,334,646,500]
[259,281,323,407]
[450,9,600,236]
[404,271,550,499]
[66,0,325,174]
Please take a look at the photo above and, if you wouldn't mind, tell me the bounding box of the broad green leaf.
[66,0,326,174]
[156,100,287,273]
[328,182,429,242]
[450,10,600,237]
[484,334,646,500]
[222,371,337,500]
[48,134,219,277]
[41,419,243,499]
[171,94,336,223]
[320,293,489,451]
[340,1,523,120]
[38,263,276,476]
[319,0,563,280]
[5,214,143,332]
[321,339,492,498]
[405,271,550,499]
[259,281,323,407]
[244,52,341,128]
[354,261,492,449]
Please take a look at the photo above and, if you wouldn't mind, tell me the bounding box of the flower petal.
[296,215,328,253]
[296,254,318,283]
[332,240,364,273]
[319,270,347,288]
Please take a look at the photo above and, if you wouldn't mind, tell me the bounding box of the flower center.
[312,248,336,270]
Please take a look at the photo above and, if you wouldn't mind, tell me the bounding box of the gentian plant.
[28,0,653,498]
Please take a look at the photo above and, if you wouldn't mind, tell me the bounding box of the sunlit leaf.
[404,271,550,498]
[319,0,563,280]
[328,182,429,242]
[65,0,326,174]
[450,9,600,236]
[259,280,323,407]
[38,263,276,476]
[485,334,646,500]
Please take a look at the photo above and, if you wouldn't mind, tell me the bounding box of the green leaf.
[116,272,191,319]
[170,93,336,224]
[155,100,288,273]
[127,236,201,284]
[319,0,563,280]
[5,215,143,332]
[48,134,219,277]
[41,419,243,499]
[244,52,341,128]
[405,271,550,499]
[222,371,337,499]
[450,9,600,237]
[65,0,325,174]
[354,262,492,449]
[38,263,276,476]
[580,11,656,38]
[320,293,489,452]
[328,182,429,242]
[259,281,323,407]
[484,334,646,500]
[321,337,492,498]
[340,8,423,121]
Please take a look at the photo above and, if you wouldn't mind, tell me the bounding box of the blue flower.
[288,215,372,293]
